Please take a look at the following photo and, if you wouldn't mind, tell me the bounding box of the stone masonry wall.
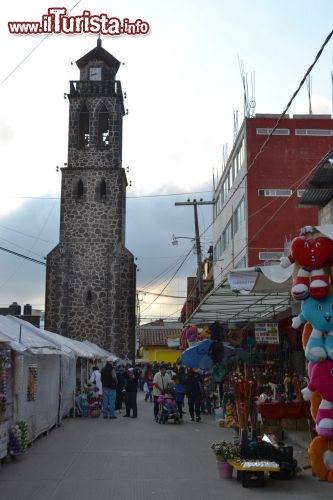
[45,68,135,360]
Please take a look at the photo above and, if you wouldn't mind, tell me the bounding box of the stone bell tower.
[45,40,136,361]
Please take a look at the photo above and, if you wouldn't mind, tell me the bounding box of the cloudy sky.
[0,0,333,323]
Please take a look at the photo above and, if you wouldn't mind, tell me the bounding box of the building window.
[235,256,246,269]
[234,197,245,234]
[295,129,333,136]
[223,179,228,201]
[256,128,290,135]
[85,288,95,305]
[214,237,222,261]
[215,191,222,218]
[100,179,107,200]
[79,104,90,146]
[258,189,292,197]
[98,104,109,145]
[259,251,283,261]
[234,140,244,175]
[76,180,84,198]
[222,219,233,251]
[297,189,305,197]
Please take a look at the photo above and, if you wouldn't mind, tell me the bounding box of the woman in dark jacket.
[123,366,141,418]
[184,368,204,422]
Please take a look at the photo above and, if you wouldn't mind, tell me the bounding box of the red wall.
[246,116,333,266]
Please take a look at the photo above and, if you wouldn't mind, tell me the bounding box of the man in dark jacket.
[184,368,204,422]
[101,357,118,419]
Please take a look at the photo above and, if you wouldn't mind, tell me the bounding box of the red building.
[213,114,333,278]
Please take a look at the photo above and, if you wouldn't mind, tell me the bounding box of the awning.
[185,266,292,325]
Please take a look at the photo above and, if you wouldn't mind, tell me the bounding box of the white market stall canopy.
[0,315,117,359]
[0,315,63,355]
[186,265,292,325]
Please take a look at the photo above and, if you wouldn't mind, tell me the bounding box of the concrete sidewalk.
[0,395,330,500]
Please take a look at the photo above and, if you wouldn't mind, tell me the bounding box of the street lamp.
[171,234,195,246]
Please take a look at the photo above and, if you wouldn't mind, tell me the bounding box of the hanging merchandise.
[8,421,28,456]
[18,421,28,453]
[0,349,13,421]
[27,364,38,401]
[0,421,9,459]
[9,424,22,456]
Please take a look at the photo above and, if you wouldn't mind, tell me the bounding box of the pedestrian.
[152,364,172,422]
[184,368,204,422]
[115,364,125,413]
[172,375,185,419]
[123,366,141,418]
[89,366,103,398]
[144,369,154,402]
[100,357,118,419]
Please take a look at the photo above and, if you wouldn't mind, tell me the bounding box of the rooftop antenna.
[233,109,239,142]
[249,71,256,117]
[222,143,228,171]
[306,75,312,114]
[239,58,249,118]
[238,57,256,118]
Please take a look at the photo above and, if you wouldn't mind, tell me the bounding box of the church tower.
[45,40,136,361]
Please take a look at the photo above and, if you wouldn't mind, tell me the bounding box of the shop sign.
[254,323,279,344]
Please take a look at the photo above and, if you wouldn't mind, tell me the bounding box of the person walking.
[101,357,118,419]
[89,366,103,397]
[144,369,154,402]
[152,364,171,422]
[115,364,125,413]
[184,368,204,422]
[172,374,186,419]
[123,366,140,418]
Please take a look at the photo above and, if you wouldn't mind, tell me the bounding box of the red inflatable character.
[280,226,333,300]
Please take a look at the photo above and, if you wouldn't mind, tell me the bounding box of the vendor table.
[258,401,310,420]
[227,459,280,487]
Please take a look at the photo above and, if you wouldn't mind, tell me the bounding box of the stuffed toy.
[302,322,322,419]
[292,292,333,362]
[280,226,333,300]
[302,359,333,439]
[302,323,333,481]
[197,325,210,340]
[181,326,198,349]
[308,436,333,482]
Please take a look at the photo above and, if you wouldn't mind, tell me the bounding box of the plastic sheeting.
[0,315,117,443]
[14,353,61,441]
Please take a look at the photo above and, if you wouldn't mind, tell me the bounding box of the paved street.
[0,394,331,500]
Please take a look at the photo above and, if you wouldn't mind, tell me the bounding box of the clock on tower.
[89,67,101,80]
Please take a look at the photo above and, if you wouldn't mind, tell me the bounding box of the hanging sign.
[254,323,279,344]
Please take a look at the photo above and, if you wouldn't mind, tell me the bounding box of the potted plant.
[211,440,240,462]
[211,440,240,479]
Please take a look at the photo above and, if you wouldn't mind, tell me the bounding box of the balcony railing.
[69,80,123,97]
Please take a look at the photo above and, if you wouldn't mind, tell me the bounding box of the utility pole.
[175,199,214,301]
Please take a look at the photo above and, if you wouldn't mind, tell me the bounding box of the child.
[172,375,185,419]
[144,370,154,402]
[158,387,177,423]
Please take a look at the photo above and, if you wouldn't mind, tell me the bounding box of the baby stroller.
[156,392,180,424]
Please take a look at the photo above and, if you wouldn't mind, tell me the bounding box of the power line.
[0,246,46,266]
[0,0,83,87]
[1,189,213,201]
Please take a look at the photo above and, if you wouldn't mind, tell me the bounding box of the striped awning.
[185,266,292,326]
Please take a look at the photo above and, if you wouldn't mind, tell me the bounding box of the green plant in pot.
[211,440,240,462]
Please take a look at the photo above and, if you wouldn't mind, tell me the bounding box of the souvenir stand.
[0,345,13,461]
